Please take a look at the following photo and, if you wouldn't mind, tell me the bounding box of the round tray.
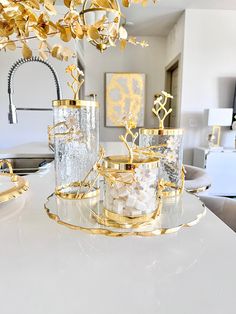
[44,191,206,237]
[0,173,29,204]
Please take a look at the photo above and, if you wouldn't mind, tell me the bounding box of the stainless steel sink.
[1,157,54,176]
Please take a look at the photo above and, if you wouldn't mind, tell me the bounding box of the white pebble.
[137,190,148,201]
[118,187,129,197]
[126,195,136,207]
[135,200,146,211]
[113,200,124,214]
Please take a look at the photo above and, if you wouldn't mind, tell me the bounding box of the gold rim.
[103,206,160,225]
[80,8,121,15]
[44,193,206,237]
[104,155,159,170]
[55,188,100,200]
[52,99,99,109]
[139,128,183,136]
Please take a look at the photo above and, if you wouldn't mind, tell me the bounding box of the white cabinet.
[193,147,236,196]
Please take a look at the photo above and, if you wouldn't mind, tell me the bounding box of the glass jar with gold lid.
[139,128,184,196]
[139,91,184,196]
[102,155,160,223]
[52,99,99,199]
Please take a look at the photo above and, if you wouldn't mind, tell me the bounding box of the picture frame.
[105,72,146,127]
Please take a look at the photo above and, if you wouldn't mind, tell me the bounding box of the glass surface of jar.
[139,128,184,196]
[103,155,159,220]
[52,99,99,199]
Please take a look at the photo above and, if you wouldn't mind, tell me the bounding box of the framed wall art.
[105,72,146,127]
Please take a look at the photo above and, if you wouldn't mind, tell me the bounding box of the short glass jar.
[102,155,160,224]
[139,128,184,196]
[52,99,99,199]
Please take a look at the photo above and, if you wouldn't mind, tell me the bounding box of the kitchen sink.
[1,157,54,176]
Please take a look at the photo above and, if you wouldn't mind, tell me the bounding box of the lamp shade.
[207,108,233,126]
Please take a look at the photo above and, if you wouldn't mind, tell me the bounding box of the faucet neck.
[8,56,62,124]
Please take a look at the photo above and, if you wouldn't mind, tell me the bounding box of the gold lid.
[52,99,99,109]
[139,128,183,136]
[104,155,159,170]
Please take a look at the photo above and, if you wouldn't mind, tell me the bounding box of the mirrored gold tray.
[0,173,29,203]
[44,191,206,237]
[0,158,29,205]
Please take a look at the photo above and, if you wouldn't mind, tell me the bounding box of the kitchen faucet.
[8,56,61,124]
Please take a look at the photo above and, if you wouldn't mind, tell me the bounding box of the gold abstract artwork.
[105,73,145,127]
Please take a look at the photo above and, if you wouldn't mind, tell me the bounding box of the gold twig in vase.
[119,113,138,162]
[152,91,173,129]
[66,64,84,100]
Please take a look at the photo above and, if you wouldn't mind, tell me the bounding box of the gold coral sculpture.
[66,64,84,100]
[119,113,138,162]
[152,91,173,129]
[0,0,155,59]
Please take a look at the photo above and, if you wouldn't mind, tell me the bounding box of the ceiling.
[122,0,236,36]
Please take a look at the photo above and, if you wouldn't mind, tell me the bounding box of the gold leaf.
[93,0,111,9]
[120,39,127,50]
[22,43,32,59]
[27,0,40,10]
[51,44,60,58]
[61,47,74,61]
[49,21,57,33]
[39,49,48,60]
[140,40,149,47]
[33,26,48,40]
[44,0,57,15]
[39,40,47,50]
[64,0,71,8]
[6,40,16,51]
[113,16,119,23]
[94,15,106,29]
[88,26,100,40]
[108,37,116,47]
[60,27,72,42]
[72,21,84,39]
[141,0,148,6]
[119,26,127,40]
[122,0,130,7]
[128,36,137,45]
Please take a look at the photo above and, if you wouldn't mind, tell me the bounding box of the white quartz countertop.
[0,142,54,158]
[0,164,236,314]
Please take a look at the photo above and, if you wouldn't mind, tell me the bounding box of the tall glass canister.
[139,128,184,196]
[52,99,99,199]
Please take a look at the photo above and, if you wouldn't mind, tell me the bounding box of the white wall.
[180,10,236,163]
[166,13,185,127]
[84,36,167,142]
[166,13,185,66]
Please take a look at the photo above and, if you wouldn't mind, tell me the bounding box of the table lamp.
[207,108,233,148]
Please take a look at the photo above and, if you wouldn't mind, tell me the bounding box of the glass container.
[102,155,160,224]
[52,99,99,199]
[139,128,184,196]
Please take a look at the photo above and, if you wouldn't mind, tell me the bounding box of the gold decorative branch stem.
[152,91,173,129]
[119,113,138,162]
[66,65,85,100]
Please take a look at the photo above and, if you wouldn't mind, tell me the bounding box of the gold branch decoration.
[66,64,84,100]
[152,91,173,129]
[119,113,138,162]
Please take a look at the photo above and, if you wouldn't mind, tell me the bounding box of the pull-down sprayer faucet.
[8,56,61,124]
